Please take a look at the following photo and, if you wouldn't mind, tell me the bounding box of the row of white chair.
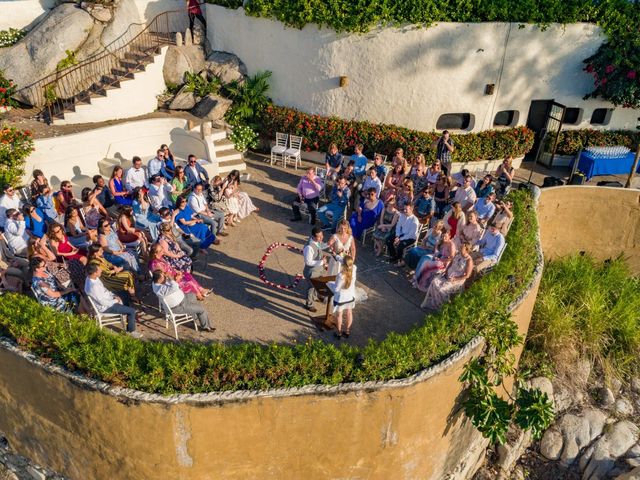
[271,132,303,170]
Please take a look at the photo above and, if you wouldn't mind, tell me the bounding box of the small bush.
[554,129,640,156]
[56,50,78,71]
[0,70,18,109]
[0,28,25,48]
[0,124,35,189]
[229,125,259,152]
[183,71,221,98]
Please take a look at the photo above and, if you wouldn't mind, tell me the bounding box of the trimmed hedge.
[554,129,640,156]
[0,190,539,394]
[260,105,535,161]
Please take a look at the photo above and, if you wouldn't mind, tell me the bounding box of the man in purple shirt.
[291,167,324,224]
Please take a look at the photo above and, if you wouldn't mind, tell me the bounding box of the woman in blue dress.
[160,144,176,180]
[109,166,133,207]
[97,219,140,274]
[132,188,160,240]
[174,197,217,249]
[349,187,384,239]
[23,205,47,238]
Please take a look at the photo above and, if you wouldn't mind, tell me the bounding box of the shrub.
[0,125,34,189]
[0,70,18,110]
[224,71,272,128]
[229,125,259,152]
[554,129,640,156]
[0,28,25,48]
[56,50,78,71]
[584,42,640,109]
[183,71,221,98]
[0,190,538,394]
[260,105,535,161]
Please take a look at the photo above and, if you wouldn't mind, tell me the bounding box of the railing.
[15,9,189,122]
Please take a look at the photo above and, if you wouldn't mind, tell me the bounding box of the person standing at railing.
[187,0,207,35]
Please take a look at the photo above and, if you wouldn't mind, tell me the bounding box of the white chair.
[158,296,198,340]
[284,135,303,170]
[360,226,376,245]
[315,166,329,202]
[402,223,430,258]
[270,132,288,166]
[87,295,126,330]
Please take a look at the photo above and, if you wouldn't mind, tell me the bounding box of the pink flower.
[601,77,608,85]
[605,64,615,74]
[585,64,594,73]
[627,71,637,80]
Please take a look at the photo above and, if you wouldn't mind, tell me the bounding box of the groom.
[302,226,328,313]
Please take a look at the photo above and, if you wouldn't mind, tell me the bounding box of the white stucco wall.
[133,0,184,22]
[0,0,57,31]
[206,5,640,133]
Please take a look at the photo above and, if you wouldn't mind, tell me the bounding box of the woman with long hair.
[47,222,87,288]
[412,230,456,292]
[327,219,356,276]
[64,206,93,249]
[157,222,193,272]
[81,187,108,230]
[87,244,137,301]
[222,169,258,220]
[109,166,132,206]
[381,162,404,203]
[171,165,189,203]
[55,181,77,216]
[132,188,160,240]
[495,156,515,196]
[174,197,217,250]
[149,243,210,300]
[97,219,140,274]
[30,169,49,200]
[160,144,176,180]
[28,236,72,288]
[442,201,466,238]
[328,255,357,339]
[421,242,474,310]
[117,206,149,254]
[372,198,399,257]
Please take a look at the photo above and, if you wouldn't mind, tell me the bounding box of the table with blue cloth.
[575,151,639,181]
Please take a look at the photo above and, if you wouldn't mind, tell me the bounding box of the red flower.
[627,71,637,80]
[601,77,607,85]
[605,64,615,74]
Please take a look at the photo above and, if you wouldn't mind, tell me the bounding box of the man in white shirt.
[302,226,328,312]
[124,156,148,192]
[387,203,420,264]
[148,175,175,211]
[4,209,30,257]
[453,175,477,212]
[152,270,213,330]
[0,186,22,230]
[361,167,382,199]
[187,183,227,236]
[85,264,141,337]
[147,149,165,178]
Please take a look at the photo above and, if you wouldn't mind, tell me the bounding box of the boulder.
[163,45,206,85]
[625,444,640,468]
[552,381,584,413]
[0,3,94,105]
[191,94,232,122]
[168,86,197,110]
[631,378,640,394]
[540,425,563,461]
[616,398,635,417]
[496,425,532,474]
[204,51,247,84]
[581,421,639,480]
[529,377,555,408]
[599,387,616,409]
[616,466,640,480]
[75,20,105,62]
[82,3,112,22]
[574,358,592,386]
[556,409,608,466]
[100,0,143,47]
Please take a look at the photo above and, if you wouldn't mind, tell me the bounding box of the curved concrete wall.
[538,187,640,274]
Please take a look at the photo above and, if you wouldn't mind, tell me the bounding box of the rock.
[616,398,635,417]
[611,378,623,395]
[26,466,46,480]
[100,0,143,47]
[184,28,192,46]
[631,378,640,394]
[556,409,608,466]
[626,444,640,468]
[86,4,112,22]
[496,425,532,474]
[204,51,247,84]
[618,466,640,479]
[600,387,616,409]
[175,32,183,47]
[168,85,197,110]
[581,421,640,480]
[529,377,555,407]
[552,381,584,413]
[74,20,105,62]
[540,425,564,460]
[0,4,94,105]
[191,94,232,121]
[575,359,592,385]
[163,45,206,85]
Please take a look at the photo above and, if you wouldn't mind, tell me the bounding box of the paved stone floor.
[134,155,426,347]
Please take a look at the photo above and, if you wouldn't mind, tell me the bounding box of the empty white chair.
[270,132,288,166]
[87,295,126,330]
[158,296,198,340]
[284,135,303,170]
[315,166,329,202]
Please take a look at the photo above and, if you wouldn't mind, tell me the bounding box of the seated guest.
[4,209,30,257]
[149,244,209,300]
[452,169,475,189]
[421,242,474,310]
[350,187,384,240]
[30,170,49,200]
[291,167,324,224]
[147,149,164,178]
[55,181,77,217]
[405,219,445,270]
[148,174,175,212]
[361,167,382,199]
[411,158,429,195]
[475,174,495,198]
[97,219,140,274]
[132,188,160,240]
[189,183,226,236]
[124,156,148,192]
[31,257,89,314]
[171,166,189,203]
[87,244,137,303]
[373,154,388,182]
[208,175,230,219]
[443,201,466,238]
[395,178,414,210]
[381,162,404,203]
[81,188,109,230]
[225,170,258,220]
[496,156,515,196]
[157,222,193,272]
[92,175,117,215]
[85,264,141,337]
[64,206,93,249]
[474,192,497,226]
[23,205,47,239]
[317,176,350,231]
[493,199,513,236]
[391,147,407,171]
[471,222,506,271]
[414,187,435,224]
[325,142,343,180]
[386,203,420,266]
[48,221,88,287]
[29,236,72,288]
[454,211,483,249]
[35,185,58,223]
[184,154,209,188]
[152,270,214,331]
[174,197,217,249]
[0,186,22,230]
[433,175,450,218]
[372,198,399,257]
[0,234,28,285]
[117,206,149,252]
[351,144,368,180]
[452,175,477,212]
[413,230,456,291]
[109,166,133,206]
[342,160,358,189]
[426,161,442,185]
[160,144,176,180]
[158,207,199,258]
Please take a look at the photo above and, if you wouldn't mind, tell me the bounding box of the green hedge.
[261,105,535,161]
[554,129,640,156]
[0,190,538,394]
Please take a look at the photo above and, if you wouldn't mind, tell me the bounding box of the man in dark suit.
[184,154,209,188]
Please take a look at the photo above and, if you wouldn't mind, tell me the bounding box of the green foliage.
[0,190,539,394]
[554,129,640,156]
[44,85,58,106]
[56,50,78,71]
[523,255,640,383]
[262,105,535,161]
[514,386,555,439]
[0,70,18,109]
[0,28,25,48]
[165,81,181,95]
[224,70,272,128]
[183,71,221,98]
[229,124,259,152]
[0,124,35,189]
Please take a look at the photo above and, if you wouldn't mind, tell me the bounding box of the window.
[493,110,519,127]
[563,108,582,125]
[436,113,475,130]
[590,108,613,125]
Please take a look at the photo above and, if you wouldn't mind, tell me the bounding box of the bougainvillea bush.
[0,70,18,110]
[260,105,535,162]
[0,125,34,189]
[554,129,640,156]
[584,42,640,109]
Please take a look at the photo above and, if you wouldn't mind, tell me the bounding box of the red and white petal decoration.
[258,242,304,290]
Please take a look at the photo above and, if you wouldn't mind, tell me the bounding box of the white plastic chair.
[270,132,288,166]
[158,296,198,340]
[360,226,376,245]
[315,167,329,202]
[87,296,126,330]
[284,135,303,170]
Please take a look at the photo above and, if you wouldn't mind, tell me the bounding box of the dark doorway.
[525,99,566,167]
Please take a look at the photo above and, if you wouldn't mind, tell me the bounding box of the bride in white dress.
[327,219,357,277]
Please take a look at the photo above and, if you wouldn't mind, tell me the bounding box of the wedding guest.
[493,199,514,236]
[4,209,29,257]
[160,144,176,180]
[23,205,47,239]
[471,223,506,272]
[132,187,160,240]
[92,175,117,214]
[426,161,442,185]
[452,175,477,212]
[171,166,189,203]
[414,187,435,224]
[184,154,209,188]
[0,185,22,230]
[421,242,474,310]
[97,220,140,274]
[317,176,350,231]
[361,167,382,199]
[64,206,93,249]
[386,203,420,265]
[147,149,164,178]
[372,198,399,257]
[124,156,148,192]
[496,156,515,196]
[325,142,344,180]
[433,175,450,218]
[222,170,258,220]
[31,257,89,314]
[158,207,199,258]
[475,174,495,198]
[395,178,414,209]
[454,211,483,249]
[373,153,388,181]
[81,188,107,231]
[413,231,456,291]
[174,197,217,249]
[188,183,226,236]
[109,166,133,207]
[349,187,383,239]
[55,181,77,216]
[411,157,429,194]
[474,192,497,226]
[148,174,175,211]
[28,236,72,288]
[351,144,368,180]
[291,167,324,224]
[48,221,88,287]
[149,244,209,300]
[157,222,193,273]
[443,201,466,238]
[29,170,49,200]
[381,162,404,202]
[328,255,357,340]
[35,185,58,223]
[405,220,445,270]
[432,130,455,175]
[117,206,149,252]
[87,244,137,303]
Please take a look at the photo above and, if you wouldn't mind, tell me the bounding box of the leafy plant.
[229,124,259,152]
[554,129,639,156]
[224,70,272,128]
[0,70,18,109]
[44,85,58,106]
[0,28,25,48]
[0,124,35,189]
[165,81,181,95]
[183,71,220,98]
[56,50,78,71]
[584,41,640,108]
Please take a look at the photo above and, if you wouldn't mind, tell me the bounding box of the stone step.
[217,159,246,175]
[214,138,235,152]
[216,149,243,163]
